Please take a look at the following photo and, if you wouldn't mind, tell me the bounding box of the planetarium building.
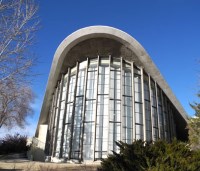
[35,26,188,162]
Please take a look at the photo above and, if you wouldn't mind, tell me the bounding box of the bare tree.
[0,0,39,129]
[0,78,34,128]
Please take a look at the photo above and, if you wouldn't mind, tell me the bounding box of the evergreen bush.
[99,140,200,171]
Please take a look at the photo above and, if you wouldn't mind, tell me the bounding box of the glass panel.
[62,102,73,157]
[99,58,109,66]
[157,87,164,139]
[134,75,142,102]
[135,124,143,140]
[86,70,97,99]
[110,70,121,99]
[67,75,76,103]
[83,123,95,160]
[76,69,85,96]
[95,95,109,159]
[88,59,97,71]
[71,96,83,159]
[111,57,120,70]
[79,61,87,69]
[98,66,109,94]
[134,66,141,75]
[85,100,96,121]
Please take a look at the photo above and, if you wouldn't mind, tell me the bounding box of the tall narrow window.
[55,76,66,157]
[109,58,121,152]
[95,58,109,159]
[157,87,164,139]
[163,95,170,141]
[49,90,58,156]
[54,83,61,157]
[151,80,159,141]
[143,74,152,141]
[122,62,133,143]
[134,66,143,140]
[83,59,97,160]
[71,68,85,159]
[62,69,76,158]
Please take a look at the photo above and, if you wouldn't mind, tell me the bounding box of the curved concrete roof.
[36,26,188,136]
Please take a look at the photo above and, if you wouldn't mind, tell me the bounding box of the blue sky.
[1,0,200,137]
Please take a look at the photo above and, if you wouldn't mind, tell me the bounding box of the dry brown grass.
[0,160,100,171]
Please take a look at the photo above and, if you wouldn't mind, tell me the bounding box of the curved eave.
[35,26,188,137]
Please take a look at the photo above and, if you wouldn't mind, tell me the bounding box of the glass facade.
[47,56,177,161]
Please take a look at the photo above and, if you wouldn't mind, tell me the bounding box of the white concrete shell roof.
[36,26,188,136]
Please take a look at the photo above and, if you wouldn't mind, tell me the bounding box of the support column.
[141,67,146,141]
[120,57,124,142]
[93,56,100,161]
[155,81,160,139]
[147,74,153,140]
[48,93,55,155]
[160,91,166,140]
[80,58,89,161]
[51,85,60,156]
[148,75,154,141]
[131,62,135,141]
[107,55,111,155]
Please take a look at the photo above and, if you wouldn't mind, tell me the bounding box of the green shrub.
[0,133,28,154]
[99,140,200,171]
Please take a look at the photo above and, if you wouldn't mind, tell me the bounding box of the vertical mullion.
[166,100,172,141]
[169,105,174,139]
[80,58,89,161]
[49,93,55,155]
[160,90,165,140]
[51,86,59,156]
[173,109,176,137]
[141,67,146,141]
[170,107,174,139]
[166,99,171,141]
[107,55,111,155]
[49,95,55,132]
[49,94,55,137]
[120,57,123,142]
[146,74,152,141]
[149,76,154,141]
[164,94,169,141]
[155,82,161,139]
[69,62,79,159]
[60,68,70,158]
[93,56,100,161]
[131,62,135,141]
